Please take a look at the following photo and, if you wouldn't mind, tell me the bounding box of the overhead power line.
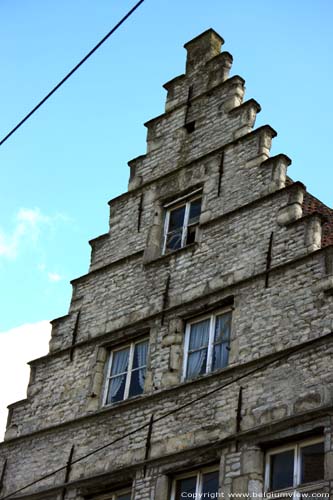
[2,330,332,499]
[0,0,145,147]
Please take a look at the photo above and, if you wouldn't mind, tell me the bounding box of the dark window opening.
[301,442,325,484]
[270,450,294,491]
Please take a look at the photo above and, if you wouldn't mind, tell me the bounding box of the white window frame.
[182,309,232,381]
[162,190,202,255]
[103,338,148,406]
[170,466,219,500]
[264,437,325,499]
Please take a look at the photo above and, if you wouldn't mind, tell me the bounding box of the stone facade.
[1,29,333,499]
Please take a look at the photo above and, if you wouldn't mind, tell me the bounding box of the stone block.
[242,448,263,475]
[277,202,303,226]
[154,475,169,500]
[232,475,248,494]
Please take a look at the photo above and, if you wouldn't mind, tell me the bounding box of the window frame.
[162,190,202,255]
[182,308,232,381]
[103,338,149,406]
[170,465,219,500]
[264,437,325,496]
[93,488,132,500]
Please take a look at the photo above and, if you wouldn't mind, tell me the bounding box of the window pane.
[202,471,219,496]
[128,368,146,397]
[188,198,201,224]
[166,229,183,251]
[186,349,207,379]
[270,450,294,491]
[189,319,210,350]
[106,374,127,404]
[186,319,210,379]
[212,342,229,371]
[175,476,197,500]
[169,206,186,231]
[111,348,130,376]
[214,313,232,342]
[186,225,196,245]
[301,442,324,484]
[132,340,148,369]
[116,493,131,500]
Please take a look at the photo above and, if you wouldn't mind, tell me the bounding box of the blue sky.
[0,0,333,332]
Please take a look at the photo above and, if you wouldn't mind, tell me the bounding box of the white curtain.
[214,313,231,342]
[136,341,148,389]
[213,343,228,370]
[187,319,210,379]
[109,348,129,400]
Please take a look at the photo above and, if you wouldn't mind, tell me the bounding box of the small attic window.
[162,191,202,254]
[184,120,196,133]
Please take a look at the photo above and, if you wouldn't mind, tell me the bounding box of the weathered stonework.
[1,28,333,500]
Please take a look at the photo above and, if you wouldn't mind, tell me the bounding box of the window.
[265,438,325,498]
[163,192,202,254]
[183,310,232,381]
[103,339,149,405]
[95,489,131,500]
[171,467,219,500]
[114,494,131,500]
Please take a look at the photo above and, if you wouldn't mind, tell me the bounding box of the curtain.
[109,348,129,401]
[214,313,231,342]
[213,343,228,370]
[136,341,149,389]
[213,313,231,370]
[187,319,210,379]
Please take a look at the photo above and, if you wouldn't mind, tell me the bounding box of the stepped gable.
[286,176,333,246]
[1,28,333,500]
[302,191,333,246]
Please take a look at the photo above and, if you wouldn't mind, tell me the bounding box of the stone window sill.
[97,362,236,417]
[144,242,198,266]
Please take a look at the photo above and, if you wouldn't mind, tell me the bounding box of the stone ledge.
[70,250,144,286]
[6,398,27,410]
[284,211,328,228]
[143,242,198,267]
[162,73,186,92]
[88,232,109,246]
[50,313,70,326]
[312,275,333,294]
[228,98,261,116]
[260,153,292,168]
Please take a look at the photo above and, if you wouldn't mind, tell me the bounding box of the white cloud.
[0,207,67,259]
[47,272,63,282]
[0,321,51,440]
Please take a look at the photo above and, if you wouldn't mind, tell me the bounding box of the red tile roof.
[285,177,333,246]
